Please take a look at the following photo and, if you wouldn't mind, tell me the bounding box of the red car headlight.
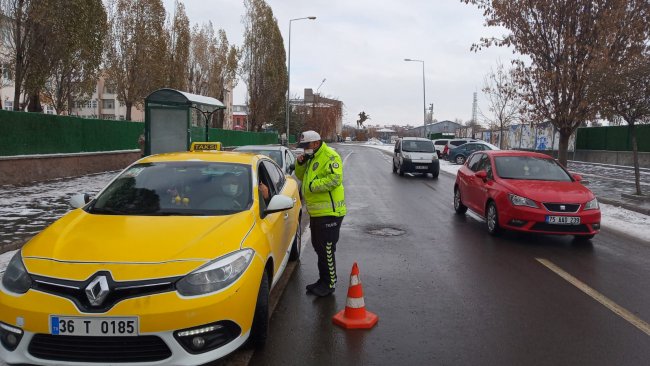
[508,194,538,208]
[584,198,599,210]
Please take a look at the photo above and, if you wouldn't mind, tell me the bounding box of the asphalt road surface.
[1,145,649,366]
[246,144,649,366]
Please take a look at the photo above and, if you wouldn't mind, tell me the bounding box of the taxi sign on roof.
[190,142,222,152]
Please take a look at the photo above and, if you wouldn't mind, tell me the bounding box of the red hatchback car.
[454,151,601,240]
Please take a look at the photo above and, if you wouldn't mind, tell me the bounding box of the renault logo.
[560,205,566,211]
[85,276,110,306]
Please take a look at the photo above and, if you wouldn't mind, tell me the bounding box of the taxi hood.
[21,209,255,279]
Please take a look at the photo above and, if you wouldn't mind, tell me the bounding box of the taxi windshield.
[87,162,252,216]
[494,156,572,181]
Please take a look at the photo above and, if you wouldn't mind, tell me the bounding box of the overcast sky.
[162,0,515,127]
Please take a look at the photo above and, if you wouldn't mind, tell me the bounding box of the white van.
[392,137,439,178]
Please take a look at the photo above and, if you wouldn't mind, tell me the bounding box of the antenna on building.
[471,92,478,125]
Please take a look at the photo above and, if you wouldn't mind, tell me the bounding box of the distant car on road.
[392,137,439,178]
[453,150,601,240]
[431,139,449,158]
[447,141,500,165]
[442,138,477,158]
[344,137,352,143]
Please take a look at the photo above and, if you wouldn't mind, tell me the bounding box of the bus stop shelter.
[144,88,225,155]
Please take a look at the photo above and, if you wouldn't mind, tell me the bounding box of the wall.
[0,150,141,185]
[572,150,650,168]
[456,123,576,151]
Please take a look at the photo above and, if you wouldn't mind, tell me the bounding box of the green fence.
[0,110,143,156]
[0,110,280,156]
[576,125,650,152]
[190,127,277,147]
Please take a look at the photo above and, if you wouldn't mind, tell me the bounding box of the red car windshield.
[494,156,572,181]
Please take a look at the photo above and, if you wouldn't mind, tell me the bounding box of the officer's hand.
[297,154,305,164]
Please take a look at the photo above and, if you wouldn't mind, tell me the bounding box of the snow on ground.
[0,249,16,275]
[359,143,649,243]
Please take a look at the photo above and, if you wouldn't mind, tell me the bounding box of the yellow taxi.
[0,147,302,365]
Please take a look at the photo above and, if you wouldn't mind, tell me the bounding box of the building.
[290,88,343,141]
[232,105,248,130]
[70,76,144,121]
[404,120,462,138]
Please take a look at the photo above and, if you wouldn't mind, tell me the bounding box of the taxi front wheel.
[250,270,269,347]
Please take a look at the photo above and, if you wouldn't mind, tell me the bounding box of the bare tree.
[592,52,650,196]
[37,0,107,115]
[463,0,650,165]
[1,0,37,111]
[165,0,190,90]
[105,0,167,120]
[241,0,287,131]
[480,61,523,149]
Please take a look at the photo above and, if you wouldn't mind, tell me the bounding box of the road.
[248,144,649,366]
[1,145,649,365]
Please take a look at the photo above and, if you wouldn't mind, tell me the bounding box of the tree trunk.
[629,122,642,196]
[557,131,570,166]
[125,101,132,121]
[27,92,42,113]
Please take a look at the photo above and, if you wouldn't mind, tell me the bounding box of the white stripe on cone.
[346,297,365,308]
[350,275,360,286]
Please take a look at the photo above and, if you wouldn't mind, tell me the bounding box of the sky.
[162,0,515,127]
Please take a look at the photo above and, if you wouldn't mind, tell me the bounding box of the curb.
[597,196,650,216]
[0,239,26,256]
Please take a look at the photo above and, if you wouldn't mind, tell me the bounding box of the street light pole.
[404,58,426,129]
[286,16,316,146]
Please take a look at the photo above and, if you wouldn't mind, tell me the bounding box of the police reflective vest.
[295,142,346,217]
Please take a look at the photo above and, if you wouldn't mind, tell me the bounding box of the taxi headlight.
[584,198,599,210]
[2,252,33,294]
[176,249,254,296]
[509,194,538,208]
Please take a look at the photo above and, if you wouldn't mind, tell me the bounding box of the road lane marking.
[536,258,650,337]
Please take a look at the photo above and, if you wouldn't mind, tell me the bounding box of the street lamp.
[286,16,317,145]
[404,58,426,128]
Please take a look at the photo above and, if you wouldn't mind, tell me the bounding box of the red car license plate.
[546,216,580,225]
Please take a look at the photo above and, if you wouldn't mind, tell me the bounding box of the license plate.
[415,165,428,170]
[546,216,580,225]
[50,316,139,336]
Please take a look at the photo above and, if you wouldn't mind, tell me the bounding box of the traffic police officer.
[295,130,346,297]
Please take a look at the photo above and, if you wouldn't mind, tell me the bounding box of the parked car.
[447,141,500,165]
[441,138,477,158]
[344,137,352,143]
[392,137,439,178]
[453,150,600,240]
[234,145,296,176]
[431,139,449,158]
[0,148,302,365]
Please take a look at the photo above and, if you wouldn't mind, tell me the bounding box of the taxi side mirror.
[265,195,294,214]
[69,193,91,208]
[289,163,295,172]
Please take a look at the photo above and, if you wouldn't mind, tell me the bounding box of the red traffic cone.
[332,262,378,329]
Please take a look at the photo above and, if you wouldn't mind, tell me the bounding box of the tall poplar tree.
[105,0,167,120]
[241,0,287,131]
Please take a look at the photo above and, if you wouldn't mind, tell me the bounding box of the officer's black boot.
[306,280,321,292]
